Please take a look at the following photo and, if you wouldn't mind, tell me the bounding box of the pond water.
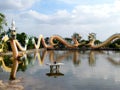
[0,50,120,90]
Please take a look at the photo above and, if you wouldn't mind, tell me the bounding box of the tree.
[27,37,35,49]
[0,13,8,52]
[0,13,7,33]
[16,32,28,46]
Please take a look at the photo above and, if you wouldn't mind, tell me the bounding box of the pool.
[0,50,120,90]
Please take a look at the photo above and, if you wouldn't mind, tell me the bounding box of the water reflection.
[0,54,33,79]
[0,56,11,72]
[0,55,26,90]
[9,54,29,80]
[107,56,120,66]
[34,49,47,65]
[9,58,19,80]
[1,50,120,73]
[73,51,81,65]
[89,51,96,66]
[1,50,120,90]
[46,63,64,78]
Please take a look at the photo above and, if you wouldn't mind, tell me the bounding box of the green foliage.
[65,38,72,43]
[27,37,35,49]
[0,13,7,33]
[6,42,12,51]
[17,54,34,72]
[3,42,9,52]
[16,32,28,46]
[3,55,13,67]
[108,39,120,48]
[94,40,102,44]
[45,37,49,44]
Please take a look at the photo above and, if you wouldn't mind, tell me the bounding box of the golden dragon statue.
[1,20,120,55]
[0,20,29,59]
[87,33,120,49]
[32,32,120,49]
[32,34,82,49]
[8,20,29,59]
[32,35,53,49]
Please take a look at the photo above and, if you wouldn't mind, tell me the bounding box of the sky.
[0,0,120,41]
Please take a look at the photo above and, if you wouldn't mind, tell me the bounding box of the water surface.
[0,50,120,90]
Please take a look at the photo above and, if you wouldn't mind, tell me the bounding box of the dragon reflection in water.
[0,50,120,78]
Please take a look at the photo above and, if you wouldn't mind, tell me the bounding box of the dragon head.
[88,33,96,41]
[7,29,17,40]
[6,20,17,40]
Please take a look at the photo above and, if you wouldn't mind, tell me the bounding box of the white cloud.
[54,9,70,18]
[28,10,49,21]
[113,0,120,12]
[58,0,80,4]
[2,0,120,41]
[74,4,111,18]
[0,0,40,10]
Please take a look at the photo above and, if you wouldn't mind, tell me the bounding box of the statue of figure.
[7,20,29,59]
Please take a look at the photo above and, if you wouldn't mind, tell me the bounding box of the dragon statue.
[32,34,82,49]
[0,20,29,59]
[32,35,53,49]
[49,35,80,48]
[0,20,29,81]
[8,20,29,59]
[87,33,120,49]
[1,20,120,54]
